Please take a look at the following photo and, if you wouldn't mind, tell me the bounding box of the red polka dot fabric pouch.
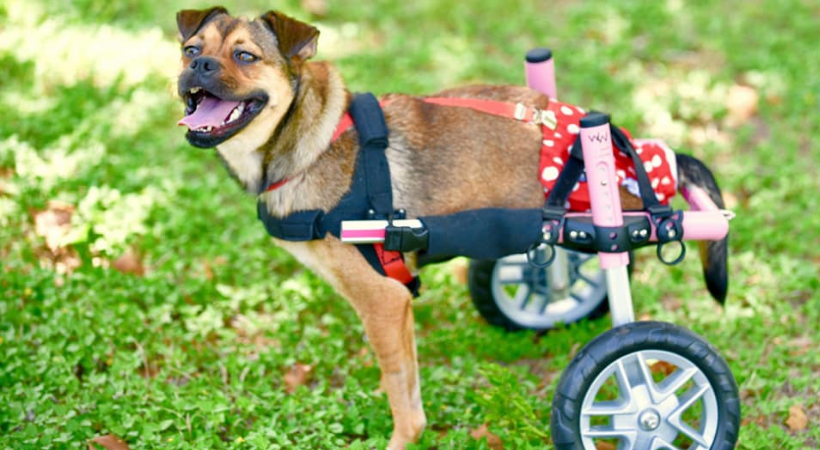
[539,100,678,211]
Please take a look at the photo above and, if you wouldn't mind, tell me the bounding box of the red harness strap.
[373,243,414,285]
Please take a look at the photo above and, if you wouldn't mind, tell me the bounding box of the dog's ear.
[260,11,320,61]
[176,6,228,42]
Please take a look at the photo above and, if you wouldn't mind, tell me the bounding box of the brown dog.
[175,7,728,449]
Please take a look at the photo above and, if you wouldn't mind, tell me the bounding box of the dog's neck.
[214,61,348,197]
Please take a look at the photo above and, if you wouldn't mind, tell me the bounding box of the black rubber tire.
[551,321,740,450]
[467,253,630,332]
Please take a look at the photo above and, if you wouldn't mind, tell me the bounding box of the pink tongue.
[178,97,242,129]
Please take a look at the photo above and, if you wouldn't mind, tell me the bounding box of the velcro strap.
[257,202,324,241]
[544,135,584,217]
[609,126,670,215]
[349,93,393,217]
[349,93,389,147]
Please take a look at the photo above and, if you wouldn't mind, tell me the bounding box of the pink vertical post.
[580,112,634,326]
[525,48,557,98]
[579,113,630,269]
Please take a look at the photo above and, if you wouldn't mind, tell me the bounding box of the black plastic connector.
[384,225,429,252]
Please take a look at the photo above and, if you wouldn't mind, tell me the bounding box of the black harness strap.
[540,117,685,261]
[543,122,674,220]
[257,93,419,292]
[349,93,394,218]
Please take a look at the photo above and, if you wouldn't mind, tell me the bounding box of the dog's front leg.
[275,237,426,450]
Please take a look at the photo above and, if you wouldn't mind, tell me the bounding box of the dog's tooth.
[228,106,242,123]
[189,87,201,94]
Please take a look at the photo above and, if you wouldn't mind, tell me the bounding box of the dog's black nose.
[189,56,221,76]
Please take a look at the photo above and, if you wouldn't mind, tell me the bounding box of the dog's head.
[176,7,319,148]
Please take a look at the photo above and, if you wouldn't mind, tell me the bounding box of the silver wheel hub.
[638,409,661,431]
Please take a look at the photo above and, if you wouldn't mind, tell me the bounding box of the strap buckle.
[542,204,566,223]
[514,103,558,130]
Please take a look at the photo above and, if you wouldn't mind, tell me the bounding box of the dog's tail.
[676,153,728,304]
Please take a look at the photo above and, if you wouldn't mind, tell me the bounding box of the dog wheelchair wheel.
[551,321,740,450]
[468,248,615,331]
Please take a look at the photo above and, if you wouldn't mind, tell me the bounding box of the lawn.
[1,0,819,449]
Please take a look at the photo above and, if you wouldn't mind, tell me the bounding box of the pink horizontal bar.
[560,210,729,242]
[682,184,720,212]
[340,229,385,240]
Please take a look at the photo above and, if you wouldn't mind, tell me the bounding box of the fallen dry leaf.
[788,336,813,357]
[470,424,503,450]
[284,363,313,393]
[651,360,677,377]
[202,260,214,280]
[724,84,759,127]
[660,293,682,311]
[595,441,617,450]
[88,434,131,450]
[786,404,808,431]
[112,249,145,276]
[34,201,74,252]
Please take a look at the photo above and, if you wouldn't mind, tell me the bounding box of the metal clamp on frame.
[653,210,687,265]
[528,205,565,268]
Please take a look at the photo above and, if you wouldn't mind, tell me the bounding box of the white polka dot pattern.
[541,166,560,182]
[538,99,677,211]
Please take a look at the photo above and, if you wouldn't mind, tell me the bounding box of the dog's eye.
[235,51,259,64]
[183,46,201,58]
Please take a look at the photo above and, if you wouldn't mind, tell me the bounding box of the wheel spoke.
[668,384,712,448]
[583,427,638,450]
[669,420,710,449]
[496,265,527,285]
[515,284,532,309]
[534,291,553,314]
[635,353,663,403]
[568,292,583,302]
[657,366,698,397]
[648,436,684,450]
[577,271,600,287]
[618,353,656,395]
[572,252,596,266]
[613,360,636,404]
[583,400,634,417]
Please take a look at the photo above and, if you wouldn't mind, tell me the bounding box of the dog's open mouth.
[178,87,267,147]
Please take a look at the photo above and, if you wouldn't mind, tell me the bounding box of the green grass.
[2,0,819,448]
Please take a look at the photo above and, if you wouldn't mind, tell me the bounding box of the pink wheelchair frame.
[526,51,733,326]
[529,49,738,450]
